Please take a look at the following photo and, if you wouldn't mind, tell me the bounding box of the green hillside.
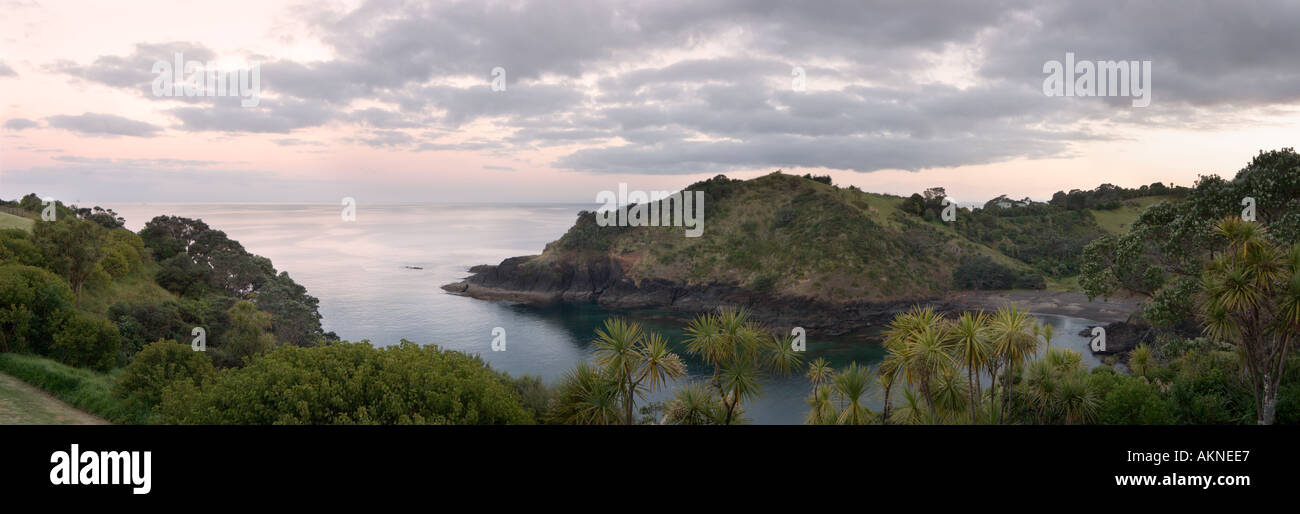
[0,212,34,232]
[528,172,1184,300]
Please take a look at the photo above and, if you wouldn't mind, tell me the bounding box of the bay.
[111,202,1105,424]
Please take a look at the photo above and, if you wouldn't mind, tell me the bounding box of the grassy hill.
[484,172,1183,302]
[1088,195,1179,235]
[0,211,35,232]
[532,173,1046,302]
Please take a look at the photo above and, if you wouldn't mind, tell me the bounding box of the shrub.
[114,339,214,410]
[158,341,535,425]
[951,255,1045,290]
[50,311,121,372]
[0,264,75,354]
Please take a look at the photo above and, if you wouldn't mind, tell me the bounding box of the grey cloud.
[46,113,162,137]
[168,98,334,133]
[4,118,38,130]
[0,62,15,77]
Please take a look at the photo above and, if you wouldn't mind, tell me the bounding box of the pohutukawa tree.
[1199,218,1300,425]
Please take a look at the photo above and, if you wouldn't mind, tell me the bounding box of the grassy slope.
[0,211,35,232]
[0,369,108,424]
[1089,195,1178,235]
[78,260,178,314]
[0,353,149,424]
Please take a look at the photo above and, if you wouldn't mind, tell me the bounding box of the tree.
[33,218,105,299]
[550,361,622,425]
[591,318,686,425]
[684,307,803,424]
[988,305,1041,421]
[1200,218,1300,424]
[883,307,954,419]
[663,381,726,425]
[951,311,992,423]
[831,362,874,424]
[1081,148,1300,329]
[218,300,278,366]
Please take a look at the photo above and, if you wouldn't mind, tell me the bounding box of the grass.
[78,260,178,314]
[0,211,34,232]
[1089,196,1177,235]
[0,353,150,424]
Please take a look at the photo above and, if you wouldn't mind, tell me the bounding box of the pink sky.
[3,1,1298,204]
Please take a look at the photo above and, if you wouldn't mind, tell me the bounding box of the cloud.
[45,113,162,137]
[3,118,38,130]
[0,61,16,77]
[32,0,1300,176]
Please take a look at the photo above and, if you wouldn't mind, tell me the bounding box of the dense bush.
[157,341,535,425]
[0,264,75,354]
[1088,369,1177,424]
[0,229,43,266]
[951,255,1045,290]
[113,339,214,411]
[50,310,121,372]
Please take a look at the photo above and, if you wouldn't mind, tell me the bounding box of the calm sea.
[110,202,1103,424]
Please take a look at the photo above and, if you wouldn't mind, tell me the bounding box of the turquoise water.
[111,202,1103,424]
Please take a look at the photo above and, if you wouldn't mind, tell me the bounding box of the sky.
[2,0,1299,205]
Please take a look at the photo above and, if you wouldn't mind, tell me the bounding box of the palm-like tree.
[831,362,874,425]
[883,306,954,419]
[1200,218,1300,424]
[663,381,724,425]
[1022,358,1058,424]
[1128,344,1153,377]
[988,305,1041,421]
[1054,373,1100,424]
[592,318,687,424]
[685,306,802,424]
[551,361,622,425]
[806,357,834,397]
[900,323,956,419]
[951,311,991,423]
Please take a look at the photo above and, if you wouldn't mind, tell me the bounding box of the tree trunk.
[1258,374,1277,425]
[968,368,978,424]
[881,383,893,425]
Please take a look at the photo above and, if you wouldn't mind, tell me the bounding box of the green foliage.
[50,310,121,372]
[0,352,150,424]
[1081,148,1300,329]
[0,264,75,354]
[157,341,535,424]
[33,217,106,297]
[1049,182,1190,211]
[113,339,214,412]
[952,255,1045,290]
[212,300,278,367]
[0,228,43,266]
[1089,370,1177,424]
